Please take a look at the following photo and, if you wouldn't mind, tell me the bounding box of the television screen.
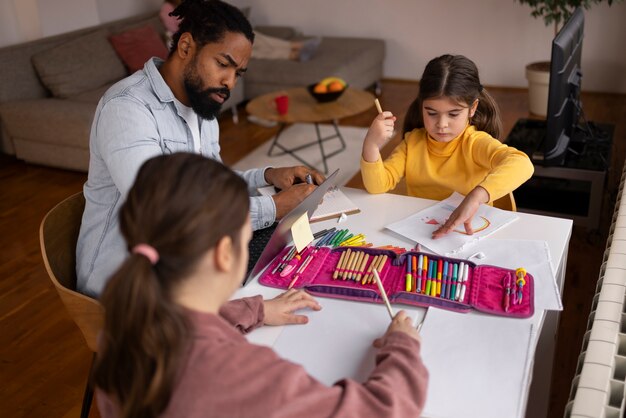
[540,7,584,165]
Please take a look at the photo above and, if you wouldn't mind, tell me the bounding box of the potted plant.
[516,0,621,116]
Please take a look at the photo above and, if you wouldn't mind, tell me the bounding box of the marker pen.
[416,254,424,293]
[451,263,458,300]
[411,255,417,292]
[455,263,464,301]
[460,263,469,302]
[421,255,428,293]
[436,259,442,297]
[430,260,437,297]
[425,260,433,296]
[405,254,412,292]
[441,261,448,299]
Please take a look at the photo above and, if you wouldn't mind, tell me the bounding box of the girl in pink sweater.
[93,153,428,418]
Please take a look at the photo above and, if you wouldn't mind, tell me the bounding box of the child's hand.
[432,187,490,239]
[373,310,421,348]
[263,289,322,326]
[362,111,396,162]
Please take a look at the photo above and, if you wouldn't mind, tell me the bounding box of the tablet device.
[244,169,340,285]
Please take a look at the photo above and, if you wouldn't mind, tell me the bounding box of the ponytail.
[92,153,250,418]
[93,254,189,418]
[472,87,502,139]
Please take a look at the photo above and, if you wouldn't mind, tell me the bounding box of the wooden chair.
[39,192,103,418]
[493,192,517,212]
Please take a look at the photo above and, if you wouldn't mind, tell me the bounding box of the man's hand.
[265,166,325,190]
[432,187,490,239]
[272,183,317,219]
[263,289,322,326]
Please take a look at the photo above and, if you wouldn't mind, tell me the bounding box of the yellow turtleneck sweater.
[360,125,534,203]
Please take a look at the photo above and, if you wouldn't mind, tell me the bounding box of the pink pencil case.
[259,246,534,318]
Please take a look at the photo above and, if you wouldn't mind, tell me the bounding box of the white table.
[235,188,573,418]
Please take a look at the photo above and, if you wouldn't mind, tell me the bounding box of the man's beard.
[183,64,230,121]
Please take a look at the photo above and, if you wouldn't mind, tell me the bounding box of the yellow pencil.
[356,253,369,282]
[372,268,394,320]
[351,251,364,280]
[341,250,356,280]
[332,250,347,279]
[370,254,388,284]
[340,234,365,246]
[374,98,383,114]
[363,254,379,284]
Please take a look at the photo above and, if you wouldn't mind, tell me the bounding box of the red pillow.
[109,25,168,73]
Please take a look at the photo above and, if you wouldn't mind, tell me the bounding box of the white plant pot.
[525,62,550,117]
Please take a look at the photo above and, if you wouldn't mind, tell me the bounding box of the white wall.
[0,0,161,48]
[95,0,162,25]
[230,0,626,93]
[37,0,99,37]
[0,0,42,44]
[1,0,624,93]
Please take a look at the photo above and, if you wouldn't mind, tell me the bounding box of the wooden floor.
[1,80,625,417]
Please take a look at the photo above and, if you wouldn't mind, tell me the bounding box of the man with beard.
[76,0,322,297]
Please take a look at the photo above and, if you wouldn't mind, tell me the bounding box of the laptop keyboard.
[247,222,279,274]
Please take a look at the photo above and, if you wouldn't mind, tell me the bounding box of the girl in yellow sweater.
[361,54,533,238]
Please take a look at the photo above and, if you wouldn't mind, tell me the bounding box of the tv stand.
[506,118,614,230]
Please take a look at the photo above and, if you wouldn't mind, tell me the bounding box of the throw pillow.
[109,25,168,73]
[31,29,127,99]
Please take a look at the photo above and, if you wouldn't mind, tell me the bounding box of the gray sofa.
[0,12,384,172]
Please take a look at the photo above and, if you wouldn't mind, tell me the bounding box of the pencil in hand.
[372,268,394,320]
[374,98,383,114]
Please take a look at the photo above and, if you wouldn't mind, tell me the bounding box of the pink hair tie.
[132,244,159,265]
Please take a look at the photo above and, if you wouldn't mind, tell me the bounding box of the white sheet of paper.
[271,298,421,385]
[385,193,518,255]
[454,239,562,311]
[420,309,534,418]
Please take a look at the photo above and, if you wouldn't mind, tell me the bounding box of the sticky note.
[291,212,314,253]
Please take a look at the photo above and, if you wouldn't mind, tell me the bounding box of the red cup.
[274,94,289,115]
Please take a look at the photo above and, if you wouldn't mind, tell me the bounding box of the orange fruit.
[313,83,328,94]
[327,81,344,92]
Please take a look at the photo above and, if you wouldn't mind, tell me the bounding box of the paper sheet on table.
[385,192,518,255]
[420,309,534,418]
[455,239,562,311]
[271,298,420,385]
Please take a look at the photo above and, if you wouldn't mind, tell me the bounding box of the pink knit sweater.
[97,296,428,417]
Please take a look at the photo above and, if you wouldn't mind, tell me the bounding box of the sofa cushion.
[109,25,168,73]
[31,29,127,99]
[244,36,385,98]
[0,98,97,149]
[68,83,116,104]
[255,26,296,40]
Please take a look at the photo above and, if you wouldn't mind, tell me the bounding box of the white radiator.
[565,162,626,418]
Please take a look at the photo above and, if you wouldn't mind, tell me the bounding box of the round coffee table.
[246,87,375,173]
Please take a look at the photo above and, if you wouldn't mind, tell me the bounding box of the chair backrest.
[493,192,517,212]
[40,192,103,352]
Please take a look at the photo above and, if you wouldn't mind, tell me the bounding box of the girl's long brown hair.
[92,153,249,418]
[403,54,503,139]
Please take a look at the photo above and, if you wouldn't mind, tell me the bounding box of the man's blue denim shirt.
[76,58,275,297]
